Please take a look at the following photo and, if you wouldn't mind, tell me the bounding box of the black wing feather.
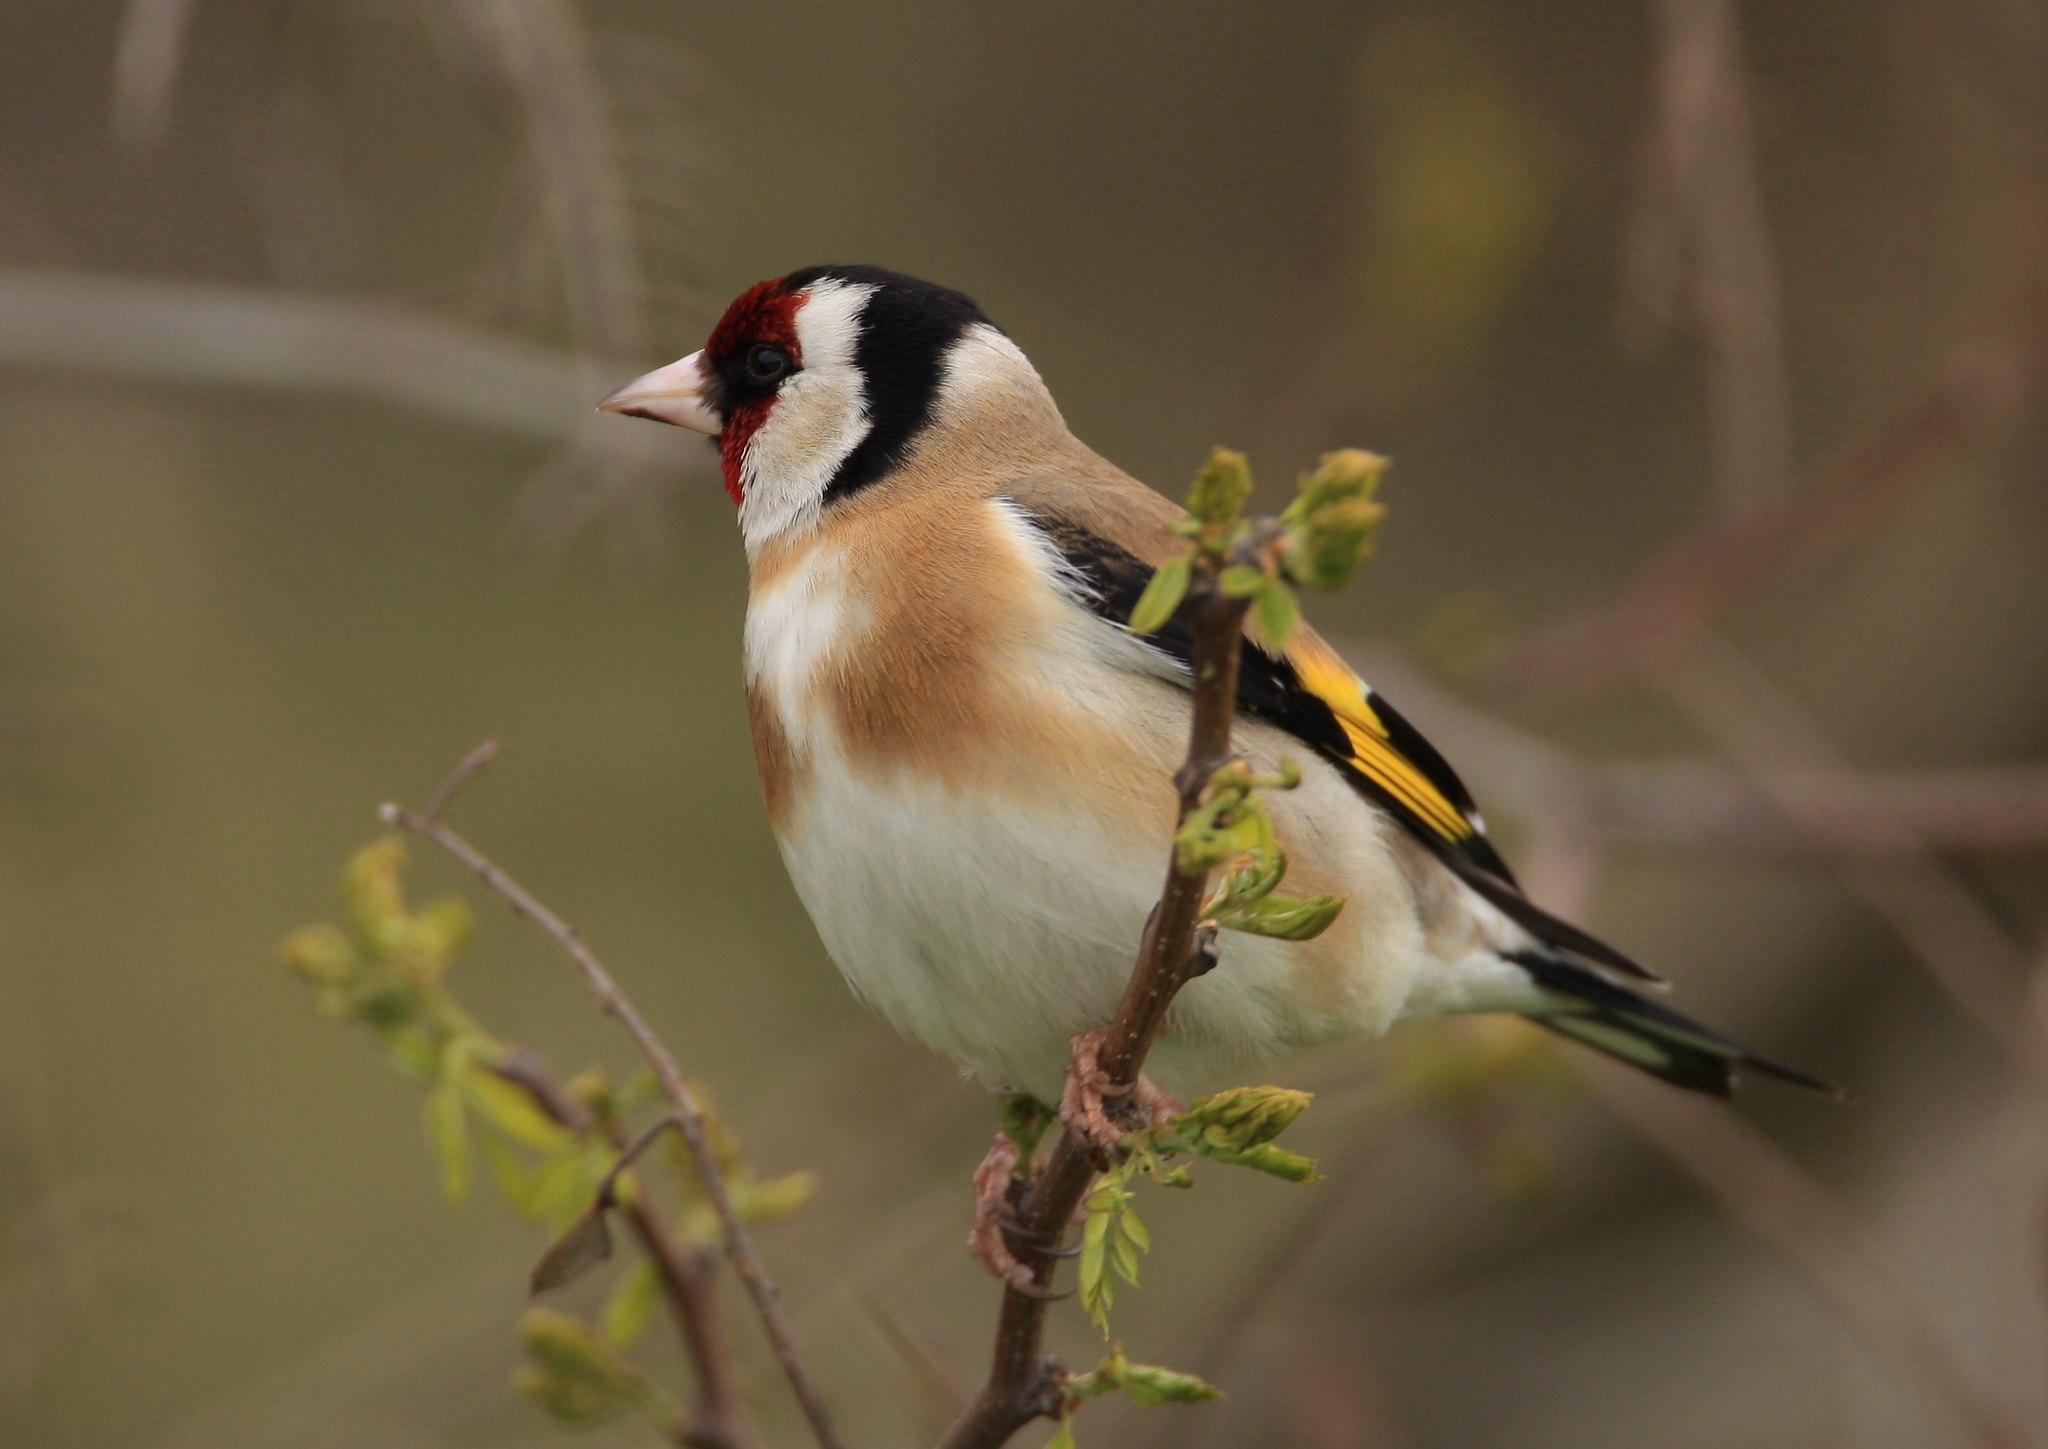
[1025,509,1661,984]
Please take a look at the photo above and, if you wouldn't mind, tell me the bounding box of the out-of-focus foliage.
[278,835,812,1439]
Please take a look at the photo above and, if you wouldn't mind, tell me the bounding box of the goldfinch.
[599,265,1831,1108]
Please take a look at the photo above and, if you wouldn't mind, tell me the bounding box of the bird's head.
[600,265,1054,552]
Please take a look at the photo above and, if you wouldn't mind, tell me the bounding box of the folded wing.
[1023,505,1661,984]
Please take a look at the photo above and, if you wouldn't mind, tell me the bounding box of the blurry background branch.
[1487,359,2010,698]
[380,747,847,1449]
[1588,1071,2033,1449]
[0,269,599,444]
[1622,0,1789,518]
[110,0,199,153]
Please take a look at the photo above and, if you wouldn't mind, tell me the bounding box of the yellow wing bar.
[1284,633,1480,848]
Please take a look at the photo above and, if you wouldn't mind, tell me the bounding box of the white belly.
[768,701,1438,1103]
[743,502,1502,1103]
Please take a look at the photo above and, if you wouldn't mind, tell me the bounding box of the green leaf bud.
[1185,447,1253,526]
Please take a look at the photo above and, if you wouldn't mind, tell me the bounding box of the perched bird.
[599,265,1832,1121]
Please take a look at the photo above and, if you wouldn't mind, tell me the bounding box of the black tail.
[1512,952,1840,1098]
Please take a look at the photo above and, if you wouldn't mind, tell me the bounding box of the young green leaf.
[406,895,475,972]
[1068,1343,1223,1407]
[1185,447,1253,525]
[601,1257,662,1347]
[342,836,415,956]
[1282,450,1387,590]
[1250,578,1300,651]
[1116,1360,1224,1406]
[425,1082,471,1203]
[1216,1142,1321,1182]
[732,1169,818,1225]
[479,1132,544,1218]
[1127,553,1191,635]
[1078,1173,1149,1336]
[1078,1205,1113,1333]
[1217,564,1266,599]
[529,1145,601,1227]
[461,1063,574,1152]
[1215,891,1347,941]
[277,923,357,986]
[517,1307,680,1431]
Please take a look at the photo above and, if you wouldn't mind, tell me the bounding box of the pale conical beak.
[596,351,720,433]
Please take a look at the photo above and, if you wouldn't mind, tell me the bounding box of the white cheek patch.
[738,280,877,554]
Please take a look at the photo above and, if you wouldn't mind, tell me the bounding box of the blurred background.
[3,2,2046,1447]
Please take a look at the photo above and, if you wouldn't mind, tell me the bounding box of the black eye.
[743,342,792,385]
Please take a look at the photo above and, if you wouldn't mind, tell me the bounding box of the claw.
[1058,1028,1181,1153]
[1007,1280,1074,1301]
[1058,1028,1125,1153]
[967,1132,1032,1286]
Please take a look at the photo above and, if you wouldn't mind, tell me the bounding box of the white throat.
[736,279,876,556]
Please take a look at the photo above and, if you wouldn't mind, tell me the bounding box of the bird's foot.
[1058,1028,1182,1154]
[966,1131,1037,1290]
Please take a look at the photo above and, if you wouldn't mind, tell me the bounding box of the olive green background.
[2,3,2044,1447]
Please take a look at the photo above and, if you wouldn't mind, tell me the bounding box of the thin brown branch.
[486,1052,755,1449]
[380,753,846,1449]
[855,1293,969,1440]
[1587,1065,2033,1449]
[1597,760,2048,854]
[435,0,648,363]
[594,1115,684,1208]
[1623,0,1790,518]
[112,0,199,151]
[1347,646,2048,856]
[620,1196,755,1449]
[0,269,615,446]
[1658,635,2034,1062]
[1489,363,2001,699]
[422,737,503,823]
[1512,812,2035,1449]
[939,559,1257,1449]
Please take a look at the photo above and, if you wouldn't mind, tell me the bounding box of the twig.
[422,737,502,823]
[1586,1066,2032,1449]
[619,1193,754,1449]
[0,269,615,446]
[1347,647,2048,856]
[381,747,846,1449]
[594,1114,683,1209]
[1489,365,1999,698]
[1657,635,2034,1062]
[1623,0,1790,518]
[494,1052,755,1449]
[855,1293,968,1439]
[1520,810,2033,1449]
[431,0,648,363]
[939,552,1259,1449]
[112,0,199,151]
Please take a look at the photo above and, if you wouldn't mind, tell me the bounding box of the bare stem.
[938,566,1254,1449]
[1588,1067,2032,1449]
[487,1051,757,1449]
[382,750,846,1449]
[1490,365,1997,699]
